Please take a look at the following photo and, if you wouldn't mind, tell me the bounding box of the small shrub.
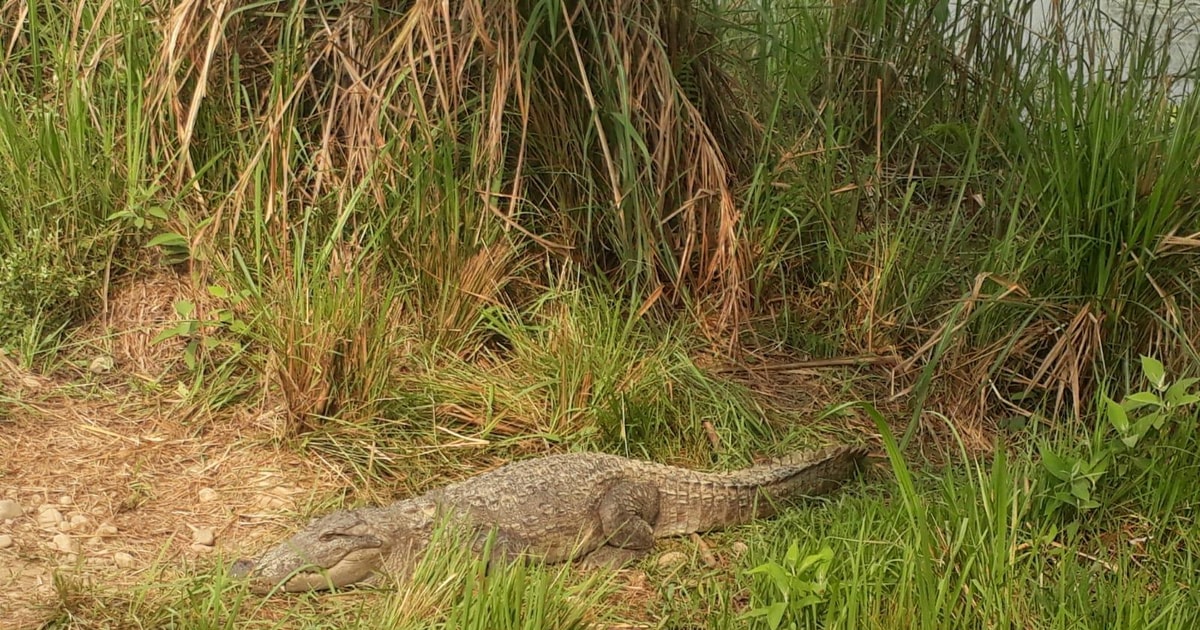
[742,543,835,629]
[1036,355,1199,521]
[0,228,93,347]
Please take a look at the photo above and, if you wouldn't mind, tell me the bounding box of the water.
[951,0,1200,98]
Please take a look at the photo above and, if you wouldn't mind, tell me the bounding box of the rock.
[197,488,220,503]
[0,534,13,549]
[0,499,22,520]
[189,542,214,554]
[95,523,118,537]
[190,526,216,547]
[58,495,74,507]
[730,541,750,557]
[88,356,114,374]
[253,493,292,511]
[113,552,134,568]
[52,533,76,554]
[656,551,688,569]
[36,508,64,529]
[65,514,89,532]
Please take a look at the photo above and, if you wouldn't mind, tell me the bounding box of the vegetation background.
[0,0,1198,627]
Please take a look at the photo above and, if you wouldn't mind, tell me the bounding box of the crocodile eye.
[319,531,349,542]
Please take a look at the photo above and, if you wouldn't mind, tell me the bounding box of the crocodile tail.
[651,445,868,536]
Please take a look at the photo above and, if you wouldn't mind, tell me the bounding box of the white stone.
[58,495,74,507]
[66,514,89,532]
[95,523,118,537]
[0,499,22,520]
[189,542,214,554]
[656,551,688,568]
[253,493,291,510]
[36,508,64,529]
[51,533,76,554]
[197,488,220,503]
[0,534,13,549]
[113,552,134,568]
[191,526,216,546]
[89,356,115,374]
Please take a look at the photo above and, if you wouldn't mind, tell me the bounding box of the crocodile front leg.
[579,480,660,568]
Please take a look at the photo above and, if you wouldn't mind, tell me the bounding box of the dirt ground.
[0,273,353,628]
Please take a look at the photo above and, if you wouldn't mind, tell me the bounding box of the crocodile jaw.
[231,546,384,594]
[230,509,388,594]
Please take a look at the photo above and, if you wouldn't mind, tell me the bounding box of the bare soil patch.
[0,275,349,628]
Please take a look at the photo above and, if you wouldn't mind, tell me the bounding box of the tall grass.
[0,0,162,355]
[722,0,1200,422]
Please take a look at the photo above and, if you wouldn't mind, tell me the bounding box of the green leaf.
[1070,478,1092,501]
[795,594,824,608]
[1173,394,1200,407]
[147,206,169,220]
[1141,355,1166,389]
[1123,392,1162,413]
[765,601,787,629]
[1089,451,1110,476]
[1136,412,1163,433]
[784,541,800,567]
[795,546,834,573]
[145,231,188,249]
[173,299,195,318]
[1104,395,1129,433]
[1165,378,1199,406]
[1038,442,1073,481]
[183,339,198,370]
[151,322,192,344]
[207,285,230,299]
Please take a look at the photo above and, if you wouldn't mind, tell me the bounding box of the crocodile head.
[231,502,434,594]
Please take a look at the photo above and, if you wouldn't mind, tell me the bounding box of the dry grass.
[146,0,760,334]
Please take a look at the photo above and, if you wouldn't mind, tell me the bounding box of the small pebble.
[656,551,688,568]
[253,493,291,510]
[36,508,64,529]
[66,514,89,532]
[0,499,22,520]
[95,523,118,537]
[113,552,134,568]
[189,542,214,554]
[58,495,73,507]
[191,526,216,546]
[52,533,76,554]
[0,534,13,549]
[197,488,220,503]
[730,541,750,556]
[89,356,115,374]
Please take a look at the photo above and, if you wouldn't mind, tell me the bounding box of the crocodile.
[230,445,867,594]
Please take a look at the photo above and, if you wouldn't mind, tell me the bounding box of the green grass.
[3,0,1200,627]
